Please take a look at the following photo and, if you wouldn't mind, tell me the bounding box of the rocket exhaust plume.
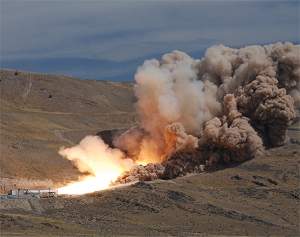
[57,136,135,195]
[58,42,299,195]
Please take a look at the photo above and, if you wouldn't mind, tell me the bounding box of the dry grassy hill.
[0,145,299,236]
[0,69,299,236]
[0,69,137,183]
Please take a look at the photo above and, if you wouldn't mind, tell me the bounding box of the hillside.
[0,69,137,183]
[0,69,299,236]
[0,145,299,236]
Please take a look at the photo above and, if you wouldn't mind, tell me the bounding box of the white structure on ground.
[6,188,57,199]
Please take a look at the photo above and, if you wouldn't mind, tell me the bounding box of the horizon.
[1,0,299,81]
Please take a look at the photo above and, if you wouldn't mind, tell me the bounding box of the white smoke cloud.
[59,136,135,176]
[58,136,136,194]
[58,42,299,193]
[135,51,221,137]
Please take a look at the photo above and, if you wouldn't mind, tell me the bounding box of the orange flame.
[57,135,164,195]
[57,136,136,195]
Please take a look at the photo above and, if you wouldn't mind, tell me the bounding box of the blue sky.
[1,0,299,81]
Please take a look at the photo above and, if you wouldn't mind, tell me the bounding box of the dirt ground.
[0,69,136,186]
[0,141,299,236]
[0,70,299,236]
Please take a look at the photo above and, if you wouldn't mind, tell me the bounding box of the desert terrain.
[0,69,136,185]
[0,69,299,236]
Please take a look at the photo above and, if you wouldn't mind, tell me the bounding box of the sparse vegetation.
[0,70,299,236]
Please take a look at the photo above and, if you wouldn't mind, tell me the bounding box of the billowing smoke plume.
[115,42,298,180]
[114,51,221,164]
[58,136,135,194]
[236,76,295,146]
[59,136,134,176]
[116,42,298,161]
[271,42,300,107]
[59,42,299,193]
[163,94,263,179]
[196,42,298,146]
